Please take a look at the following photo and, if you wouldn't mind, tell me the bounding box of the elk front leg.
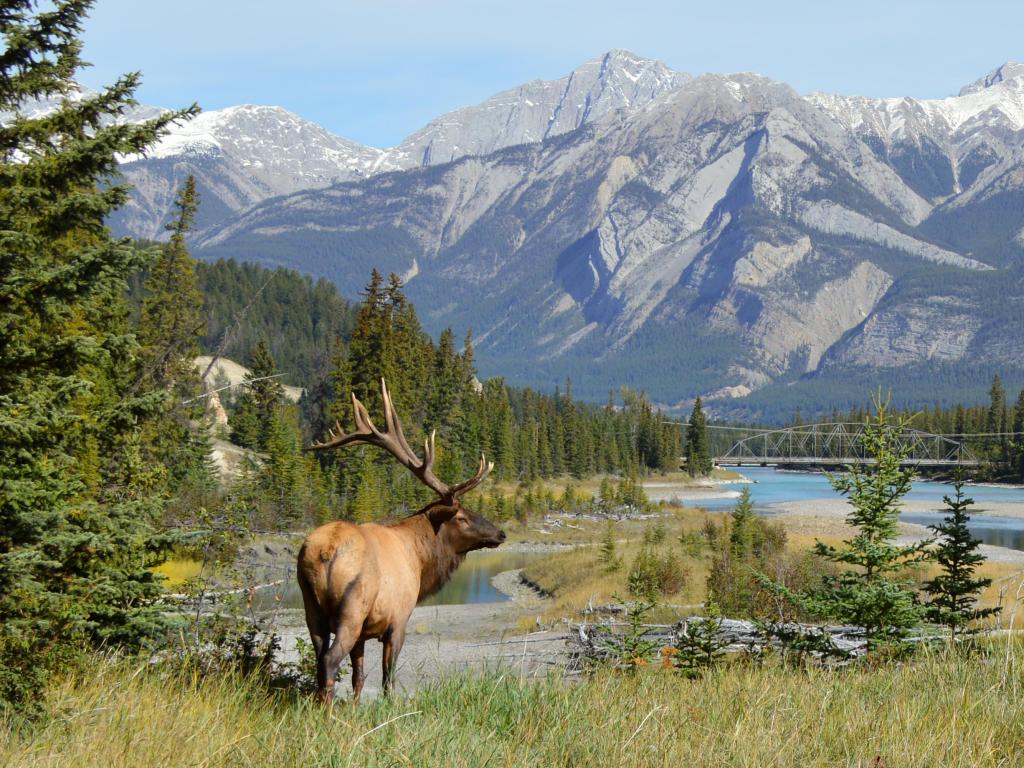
[350,640,366,704]
[381,625,407,695]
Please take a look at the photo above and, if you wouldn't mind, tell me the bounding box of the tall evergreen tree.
[139,175,204,389]
[0,1,196,710]
[231,338,283,450]
[807,402,930,652]
[1014,390,1024,480]
[346,269,388,413]
[685,397,713,477]
[137,176,211,489]
[923,481,999,639]
[987,374,1005,459]
[729,486,756,558]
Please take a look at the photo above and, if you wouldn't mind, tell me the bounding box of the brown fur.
[297,500,504,703]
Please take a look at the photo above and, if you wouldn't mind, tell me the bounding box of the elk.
[297,380,505,703]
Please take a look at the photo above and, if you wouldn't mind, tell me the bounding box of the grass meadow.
[3,642,1023,768]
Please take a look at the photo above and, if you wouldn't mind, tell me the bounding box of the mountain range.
[94,52,1024,415]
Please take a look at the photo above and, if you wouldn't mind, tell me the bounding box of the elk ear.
[425,502,458,531]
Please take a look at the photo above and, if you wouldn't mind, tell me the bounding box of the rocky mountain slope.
[182,58,1024,411]
[111,105,396,238]
[98,51,685,238]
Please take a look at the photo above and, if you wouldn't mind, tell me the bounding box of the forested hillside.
[130,256,358,386]
[195,259,357,386]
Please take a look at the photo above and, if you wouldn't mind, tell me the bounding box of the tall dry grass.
[3,643,1023,768]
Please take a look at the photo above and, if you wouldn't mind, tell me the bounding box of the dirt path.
[271,569,567,701]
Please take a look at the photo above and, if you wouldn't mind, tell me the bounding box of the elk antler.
[307,379,492,501]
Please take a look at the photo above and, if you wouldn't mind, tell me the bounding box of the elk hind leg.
[298,574,330,694]
[381,624,407,695]
[320,583,367,705]
[350,640,366,704]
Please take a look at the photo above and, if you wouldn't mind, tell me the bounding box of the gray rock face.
[389,49,688,167]
[100,50,687,239]
[113,105,395,238]
[959,62,1024,96]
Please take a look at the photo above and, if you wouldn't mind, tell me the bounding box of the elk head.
[308,379,504,547]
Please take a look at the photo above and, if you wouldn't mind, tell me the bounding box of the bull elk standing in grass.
[298,380,505,703]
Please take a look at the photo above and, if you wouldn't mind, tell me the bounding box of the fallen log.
[568,616,882,670]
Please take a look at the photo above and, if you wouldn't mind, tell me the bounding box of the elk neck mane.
[388,511,466,600]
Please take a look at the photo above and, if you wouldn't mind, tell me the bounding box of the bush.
[670,597,727,678]
[629,546,689,599]
[628,547,661,601]
[707,521,788,618]
[655,548,688,595]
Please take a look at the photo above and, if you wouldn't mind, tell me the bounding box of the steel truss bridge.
[715,423,979,467]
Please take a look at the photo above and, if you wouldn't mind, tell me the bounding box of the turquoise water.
[696,466,1024,551]
[717,466,1024,509]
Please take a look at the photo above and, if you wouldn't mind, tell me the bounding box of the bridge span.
[714,422,979,467]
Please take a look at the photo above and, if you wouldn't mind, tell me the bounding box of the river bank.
[271,565,559,701]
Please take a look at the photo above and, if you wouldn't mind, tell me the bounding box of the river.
[658,466,1024,552]
[251,549,538,611]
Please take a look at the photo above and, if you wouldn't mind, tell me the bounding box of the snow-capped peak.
[959,61,1024,96]
[808,62,1024,139]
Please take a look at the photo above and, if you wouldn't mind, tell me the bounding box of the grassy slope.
[4,649,1024,768]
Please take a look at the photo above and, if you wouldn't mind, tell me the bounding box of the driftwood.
[160,579,285,605]
[567,616,873,670]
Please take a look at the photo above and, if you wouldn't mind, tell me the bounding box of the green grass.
[4,646,1024,767]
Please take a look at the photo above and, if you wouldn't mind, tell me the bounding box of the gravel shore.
[766,498,1024,565]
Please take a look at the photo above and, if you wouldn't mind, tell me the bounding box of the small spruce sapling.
[599,520,622,573]
[599,596,658,671]
[628,546,660,600]
[671,596,727,677]
[923,479,1000,640]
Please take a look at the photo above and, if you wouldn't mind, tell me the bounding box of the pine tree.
[987,374,1005,460]
[599,520,621,573]
[139,175,204,389]
[1014,390,1024,480]
[485,379,516,480]
[598,477,616,514]
[685,397,713,477]
[349,449,386,522]
[346,269,388,412]
[923,481,999,639]
[729,486,756,559]
[0,1,196,711]
[231,338,283,450]
[137,176,212,490]
[671,597,726,678]
[808,401,930,652]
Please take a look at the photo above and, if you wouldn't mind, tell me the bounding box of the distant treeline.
[806,376,1024,480]
[719,363,1024,426]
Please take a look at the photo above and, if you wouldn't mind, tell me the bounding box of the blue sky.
[80,0,1023,148]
